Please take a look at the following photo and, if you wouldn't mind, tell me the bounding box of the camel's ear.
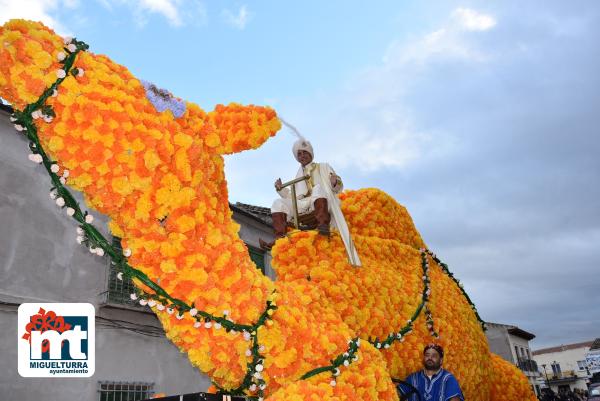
[206,103,281,155]
[0,20,65,109]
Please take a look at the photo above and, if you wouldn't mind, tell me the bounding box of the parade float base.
[143,392,247,401]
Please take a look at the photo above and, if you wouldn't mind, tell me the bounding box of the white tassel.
[279,117,306,141]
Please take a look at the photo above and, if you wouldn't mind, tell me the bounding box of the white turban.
[292,139,313,162]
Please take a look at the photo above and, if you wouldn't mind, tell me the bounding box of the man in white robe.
[259,139,361,266]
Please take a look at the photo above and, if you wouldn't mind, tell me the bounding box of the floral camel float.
[0,20,536,401]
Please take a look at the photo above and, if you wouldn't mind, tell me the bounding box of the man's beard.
[424,359,441,370]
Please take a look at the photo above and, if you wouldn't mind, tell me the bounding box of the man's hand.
[329,173,338,187]
[274,178,283,191]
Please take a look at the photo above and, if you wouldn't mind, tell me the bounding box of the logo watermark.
[18,303,95,377]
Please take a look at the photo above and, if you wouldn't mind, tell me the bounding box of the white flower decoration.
[123,248,132,257]
[66,207,75,216]
[330,380,337,387]
[255,364,264,372]
[85,214,94,224]
[130,293,138,301]
[204,321,212,328]
[67,43,76,53]
[76,236,84,244]
[193,321,201,328]
[148,300,156,307]
[96,248,105,257]
[50,164,60,173]
[156,304,165,311]
[56,197,65,207]
[189,308,198,317]
[117,272,123,281]
[56,69,66,79]
[62,169,70,178]
[139,299,148,306]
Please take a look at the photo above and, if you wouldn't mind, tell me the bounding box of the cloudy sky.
[1,0,599,349]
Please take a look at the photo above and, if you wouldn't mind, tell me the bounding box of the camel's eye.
[141,79,186,118]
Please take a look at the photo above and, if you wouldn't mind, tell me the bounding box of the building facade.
[0,104,275,400]
[587,338,600,384]
[533,340,594,393]
[485,322,541,397]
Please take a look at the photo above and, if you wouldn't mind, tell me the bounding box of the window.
[551,362,561,375]
[577,360,588,370]
[514,346,521,362]
[106,237,145,308]
[247,245,265,273]
[98,381,154,401]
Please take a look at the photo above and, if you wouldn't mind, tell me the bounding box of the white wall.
[534,345,591,391]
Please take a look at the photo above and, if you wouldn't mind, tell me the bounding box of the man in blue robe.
[397,344,464,401]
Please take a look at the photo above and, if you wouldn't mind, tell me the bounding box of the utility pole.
[541,364,550,389]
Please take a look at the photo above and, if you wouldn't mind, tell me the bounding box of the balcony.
[540,370,583,385]
[518,358,539,373]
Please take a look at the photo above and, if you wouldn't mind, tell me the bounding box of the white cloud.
[135,0,182,26]
[63,0,79,8]
[287,8,495,173]
[384,8,496,68]
[97,0,206,28]
[0,0,72,35]
[222,5,251,30]
[451,7,496,32]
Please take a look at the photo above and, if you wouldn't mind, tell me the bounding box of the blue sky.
[2,0,599,350]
